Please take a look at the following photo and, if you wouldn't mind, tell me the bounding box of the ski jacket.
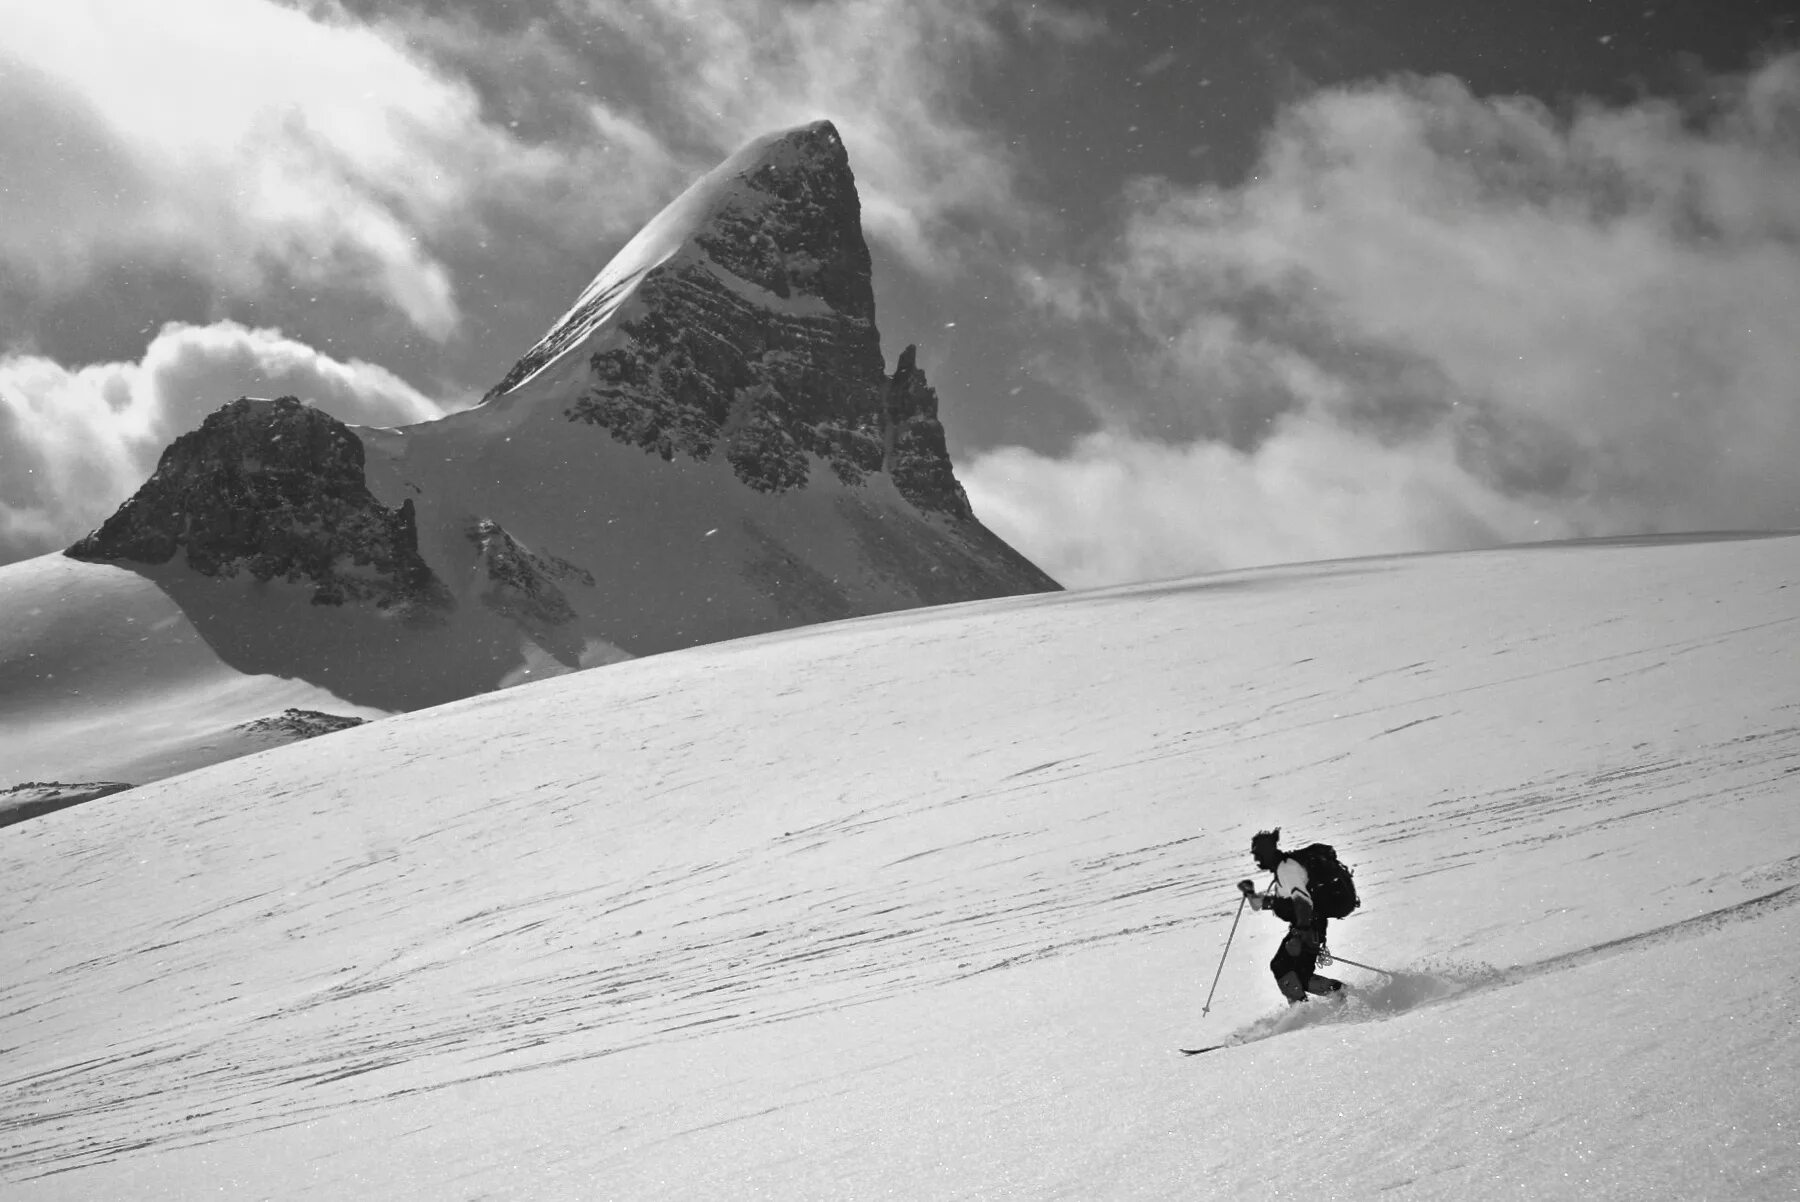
[1252,857,1316,929]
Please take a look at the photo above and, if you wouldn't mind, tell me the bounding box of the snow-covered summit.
[484,120,865,402]
[471,118,1001,514]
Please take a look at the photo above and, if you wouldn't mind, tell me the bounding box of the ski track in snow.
[7,711,1796,1181]
[1,819,1225,1178]
[1205,877,1800,1052]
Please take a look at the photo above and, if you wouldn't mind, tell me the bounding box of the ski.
[1179,1045,1227,1056]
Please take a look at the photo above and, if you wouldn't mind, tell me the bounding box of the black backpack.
[1288,843,1360,919]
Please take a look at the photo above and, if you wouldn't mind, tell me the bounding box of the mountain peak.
[43,123,1056,753]
[478,118,1002,520]
[691,119,872,321]
[485,119,867,401]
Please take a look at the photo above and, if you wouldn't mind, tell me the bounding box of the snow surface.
[3,533,1799,1198]
[0,554,387,784]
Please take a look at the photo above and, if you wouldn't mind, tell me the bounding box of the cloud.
[965,423,1591,589]
[559,0,1096,274]
[0,0,613,339]
[0,322,445,564]
[973,53,1800,585]
[0,0,1093,354]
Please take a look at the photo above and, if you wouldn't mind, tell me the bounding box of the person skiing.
[1238,828,1345,1004]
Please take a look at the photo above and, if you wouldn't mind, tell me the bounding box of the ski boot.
[1306,974,1346,1002]
[1277,971,1309,1004]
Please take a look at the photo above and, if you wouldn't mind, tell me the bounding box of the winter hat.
[1250,828,1281,857]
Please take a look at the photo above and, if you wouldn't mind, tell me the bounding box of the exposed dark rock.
[692,123,875,321]
[465,519,593,666]
[67,396,452,618]
[235,709,367,740]
[466,519,587,625]
[883,346,974,520]
[0,781,133,828]
[556,121,954,507]
[564,268,888,492]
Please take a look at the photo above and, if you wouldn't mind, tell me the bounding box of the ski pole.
[1320,951,1396,977]
[1201,894,1247,1016]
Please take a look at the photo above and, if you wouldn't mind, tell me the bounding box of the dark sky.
[943,0,1799,444]
[3,0,1797,583]
[1007,0,1797,195]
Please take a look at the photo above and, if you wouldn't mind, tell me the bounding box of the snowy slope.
[3,533,1798,1198]
[0,554,386,786]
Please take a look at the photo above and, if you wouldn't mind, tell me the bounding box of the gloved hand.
[1237,879,1256,897]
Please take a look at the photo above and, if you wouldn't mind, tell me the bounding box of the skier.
[1238,828,1345,1004]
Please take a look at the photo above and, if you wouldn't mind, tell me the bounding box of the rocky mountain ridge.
[505,121,977,517]
[51,118,1057,735]
[67,396,450,618]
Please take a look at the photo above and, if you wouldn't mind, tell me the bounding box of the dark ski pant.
[1270,918,1334,1003]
